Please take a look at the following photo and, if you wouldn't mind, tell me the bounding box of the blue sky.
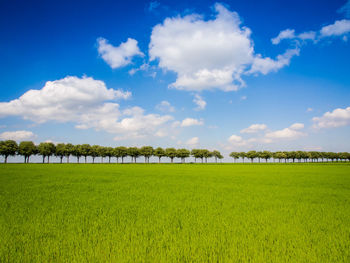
[0,0,350,158]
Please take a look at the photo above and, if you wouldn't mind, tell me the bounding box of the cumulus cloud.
[240,123,267,134]
[181,118,204,127]
[0,76,130,123]
[271,29,316,44]
[227,134,246,146]
[186,137,199,147]
[156,100,175,112]
[0,130,36,141]
[265,123,306,139]
[193,94,206,111]
[149,3,295,92]
[320,19,350,37]
[249,48,300,75]
[312,106,350,128]
[97,38,144,69]
[0,76,176,140]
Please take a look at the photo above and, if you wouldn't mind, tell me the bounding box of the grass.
[0,163,349,262]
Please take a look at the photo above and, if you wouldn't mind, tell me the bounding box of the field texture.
[0,164,350,262]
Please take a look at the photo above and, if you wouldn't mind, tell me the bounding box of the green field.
[1,164,349,262]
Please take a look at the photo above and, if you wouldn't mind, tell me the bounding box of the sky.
[0,0,350,160]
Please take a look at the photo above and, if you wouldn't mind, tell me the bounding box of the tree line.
[0,140,349,164]
[229,151,350,163]
[0,140,223,164]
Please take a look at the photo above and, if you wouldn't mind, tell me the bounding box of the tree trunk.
[42,156,45,163]
[85,156,87,163]
[60,156,63,164]
[77,157,79,164]
[67,156,69,163]
[215,157,217,163]
[27,156,30,163]
[48,156,50,164]
[101,157,103,163]
[5,155,8,163]
[109,156,111,163]
[159,157,161,163]
[121,157,124,164]
[92,157,95,164]
[171,158,174,163]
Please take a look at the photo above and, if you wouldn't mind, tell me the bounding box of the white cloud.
[181,118,204,127]
[249,48,300,75]
[320,19,350,37]
[312,106,350,128]
[0,76,176,141]
[156,100,175,112]
[193,94,206,111]
[0,76,130,123]
[271,29,316,44]
[240,123,267,134]
[149,3,295,92]
[97,38,144,69]
[289,123,304,130]
[271,29,295,44]
[306,107,313,112]
[227,134,247,146]
[0,130,36,141]
[186,137,199,147]
[265,123,306,139]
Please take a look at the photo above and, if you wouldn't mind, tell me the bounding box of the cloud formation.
[149,3,297,92]
[97,38,144,69]
[180,118,204,127]
[0,130,36,141]
[240,124,267,134]
[156,100,175,112]
[0,76,175,140]
[186,136,199,147]
[193,94,206,111]
[265,123,306,139]
[313,106,350,128]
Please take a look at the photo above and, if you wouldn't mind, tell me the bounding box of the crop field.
[0,164,350,262]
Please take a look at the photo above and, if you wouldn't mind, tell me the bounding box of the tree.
[260,151,272,163]
[72,145,82,163]
[115,146,128,163]
[165,148,177,163]
[128,147,140,163]
[202,149,212,163]
[154,147,165,163]
[18,141,37,163]
[105,147,114,163]
[90,145,100,163]
[140,146,153,163]
[98,146,107,163]
[191,149,202,163]
[55,143,66,163]
[37,142,55,163]
[176,148,190,163]
[65,143,74,163]
[229,152,240,163]
[239,152,246,163]
[246,151,257,163]
[80,144,91,163]
[212,150,223,163]
[0,140,18,163]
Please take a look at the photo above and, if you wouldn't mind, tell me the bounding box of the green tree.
[191,149,201,163]
[105,147,114,163]
[229,152,240,163]
[140,146,153,163]
[55,143,66,163]
[72,145,82,163]
[80,144,91,163]
[0,140,18,163]
[165,148,177,163]
[65,143,74,163]
[18,141,37,163]
[154,147,165,163]
[98,146,107,163]
[260,151,272,163]
[115,146,128,163]
[176,148,190,163]
[246,151,257,163]
[239,152,246,163]
[37,142,55,163]
[212,150,223,163]
[128,147,140,163]
[90,145,100,163]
